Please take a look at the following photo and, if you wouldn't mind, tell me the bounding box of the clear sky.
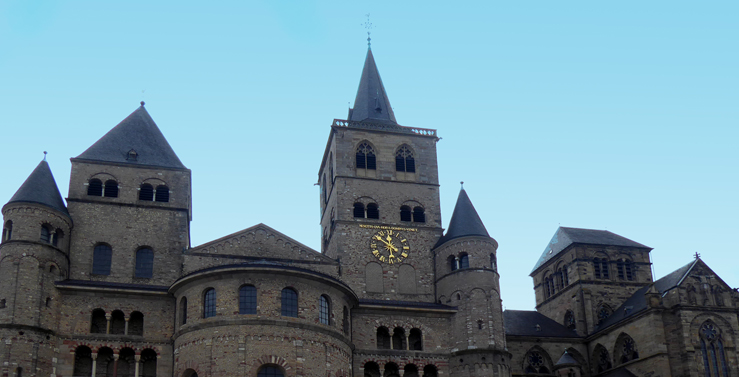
[1,1,737,311]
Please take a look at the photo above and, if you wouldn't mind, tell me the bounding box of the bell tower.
[318,48,442,302]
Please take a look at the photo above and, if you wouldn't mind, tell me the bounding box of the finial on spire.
[460,181,464,189]
[43,151,47,161]
[140,101,145,107]
[363,13,372,48]
[694,252,701,259]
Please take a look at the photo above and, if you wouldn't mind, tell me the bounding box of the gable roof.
[348,48,398,125]
[5,160,69,217]
[503,310,581,338]
[531,227,651,275]
[435,188,490,247]
[75,104,186,169]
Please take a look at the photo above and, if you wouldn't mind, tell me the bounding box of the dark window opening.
[366,203,379,219]
[92,244,112,275]
[129,311,144,336]
[449,255,458,271]
[110,310,125,335]
[127,149,138,161]
[565,311,576,330]
[45,297,51,307]
[413,207,425,223]
[319,295,330,325]
[87,179,103,196]
[135,248,154,278]
[353,203,365,218]
[400,205,412,221]
[2,221,13,242]
[139,184,154,201]
[490,253,497,270]
[203,288,216,318]
[376,326,391,349]
[180,297,188,325]
[52,229,64,247]
[597,347,612,372]
[396,145,416,173]
[239,285,257,315]
[365,362,381,377]
[90,308,107,334]
[392,327,406,350]
[140,349,157,377]
[104,180,118,198]
[73,346,93,377]
[356,142,376,170]
[281,288,298,317]
[328,153,334,180]
[459,253,470,269]
[423,365,438,377]
[155,185,169,202]
[594,258,609,279]
[257,366,284,377]
[409,328,423,350]
[40,225,51,243]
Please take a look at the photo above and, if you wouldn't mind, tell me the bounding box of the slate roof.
[348,48,398,125]
[531,227,650,274]
[435,188,490,248]
[654,259,698,294]
[75,104,186,169]
[600,367,638,377]
[6,160,69,217]
[503,310,580,338]
[555,350,580,366]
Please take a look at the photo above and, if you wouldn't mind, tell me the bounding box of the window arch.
[52,228,64,247]
[319,295,331,325]
[203,288,216,318]
[594,257,610,279]
[90,308,107,334]
[104,180,118,198]
[364,362,381,377]
[239,285,257,314]
[2,220,12,242]
[459,253,470,269]
[617,258,634,281]
[524,348,552,374]
[110,310,125,334]
[129,311,144,336]
[356,142,376,170]
[257,365,284,377]
[564,310,576,330]
[412,207,425,223]
[140,348,157,377]
[423,365,438,377]
[409,328,423,350]
[353,203,365,218]
[448,255,458,271]
[73,346,93,377]
[180,297,188,325]
[92,244,112,275]
[135,248,154,278]
[366,203,379,219]
[155,185,169,202]
[87,179,103,196]
[40,224,51,243]
[395,144,415,172]
[596,304,613,326]
[490,253,497,271]
[400,205,412,221]
[376,326,391,349]
[392,327,406,350]
[594,344,612,373]
[615,333,639,364]
[699,321,730,377]
[139,183,154,201]
[281,288,298,317]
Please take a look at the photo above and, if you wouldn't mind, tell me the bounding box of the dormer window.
[127,149,138,161]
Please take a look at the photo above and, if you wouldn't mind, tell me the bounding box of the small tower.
[434,187,511,376]
[553,349,582,377]
[0,159,72,375]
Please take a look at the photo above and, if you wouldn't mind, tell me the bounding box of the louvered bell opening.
[366,155,377,170]
[356,153,366,169]
[87,179,103,196]
[406,157,415,173]
[396,156,405,172]
[104,180,118,198]
[366,204,379,219]
[413,207,425,223]
[400,206,412,222]
[139,184,154,201]
[353,203,365,218]
[155,185,170,203]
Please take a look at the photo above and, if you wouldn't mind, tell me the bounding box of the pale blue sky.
[1,1,737,310]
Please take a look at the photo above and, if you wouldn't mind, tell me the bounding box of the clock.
[369,229,410,264]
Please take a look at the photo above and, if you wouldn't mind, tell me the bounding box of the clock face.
[369,229,410,264]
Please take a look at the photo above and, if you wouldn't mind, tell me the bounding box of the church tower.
[318,48,442,302]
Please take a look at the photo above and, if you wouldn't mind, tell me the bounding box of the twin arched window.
[139,184,169,202]
[353,202,379,219]
[87,179,119,198]
[40,225,64,247]
[356,142,418,173]
[376,326,423,350]
[356,142,376,170]
[594,257,610,279]
[399,206,425,222]
[617,259,634,281]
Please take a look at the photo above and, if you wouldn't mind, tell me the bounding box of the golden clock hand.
[374,235,392,248]
[386,236,399,252]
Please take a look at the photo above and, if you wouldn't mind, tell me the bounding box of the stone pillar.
[134,354,141,377]
[105,313,112,334]
[124,317,130,335]
[91,353,98,377]
[112,354,119,377]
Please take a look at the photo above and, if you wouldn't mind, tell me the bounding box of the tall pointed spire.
[5,160,69,217]
[348,49,398,125]
[435,187,490,247]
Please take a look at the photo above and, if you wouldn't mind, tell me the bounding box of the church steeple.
[348,49,398,124]
[436,188,490,247]
[5,160,69,217]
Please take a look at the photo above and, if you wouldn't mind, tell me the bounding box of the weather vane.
[694,252,701,259]
[363,14,372,48]
[43,151,47,161]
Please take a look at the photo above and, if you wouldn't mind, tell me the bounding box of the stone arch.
[592,343,612,373]
[614,332,639,364]
[181,369,199,377]
[252,355,291,376]
[365,262,383,293]
[523,345,554,374]
[398,264,416,294]
[689,313,736,347]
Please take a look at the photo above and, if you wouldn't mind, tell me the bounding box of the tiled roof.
[435,189,490,247]
[75,104,186,169]
[6,160,69,217]
[348,48,398,125]
[503,310,581,338]
[531,227,650,274]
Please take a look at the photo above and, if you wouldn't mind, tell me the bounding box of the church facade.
[1,48,737,377]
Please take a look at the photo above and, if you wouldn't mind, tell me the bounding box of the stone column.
[112,354,119,377]
[91,353,98,377]
[134,354,141,377]
[124,317,130,335]
[105,313,112,334]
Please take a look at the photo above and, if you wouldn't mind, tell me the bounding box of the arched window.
[490,253,497,271]
[376,326,391,349]
[385,363,400,377]
[353,203,365,218]
[135,248,154,278]
[400,205,412,221]
[90,308,107,334]
[392,327,406,350]
[2,220,12,242]
[117,348,135,377]
[617,259,635,281]
[699,321,730,377]
[356,142,376,170]
[73,346,93,377]
[97,347,114,376]
[422,365,438,377]
[543,274,551,298]
[87,179,103,196]
[459,253,469,269]
[257,366,284,377]
[366,203,379,219]
[409,328,423,350]
[140,349,157,377]
[92,244,112,275]
[155,185,169,202]
[203,288,216,318]
[395,145,415,172]
[412,207,425,223]
[139,184,154,201]
[625,260,634,281]
[103,180,118,198]
[40,225,51,243]
[564,310,576,330]
[364,362,381,377]
[594,257,610,279]
[524,349,552,374]
[281,288,298,317]
[342,306,350,335]
[448,255,458,271]
[180,297,188,325]
[596,304,612,326]
[239,285,257,315]
[594,345,612,373]
[129,311,144,336]
[52,229,64,247]
[404,364,419,377]
[615,333,639,364]
[110,310,125,334]
[319,295,331,325]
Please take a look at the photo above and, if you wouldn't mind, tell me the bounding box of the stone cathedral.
[1,47,737,377]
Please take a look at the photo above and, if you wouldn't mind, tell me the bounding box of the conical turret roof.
[75,104,186,169]
[348,48,398,124]
[435,188,490,247]
[6,160,69,217]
